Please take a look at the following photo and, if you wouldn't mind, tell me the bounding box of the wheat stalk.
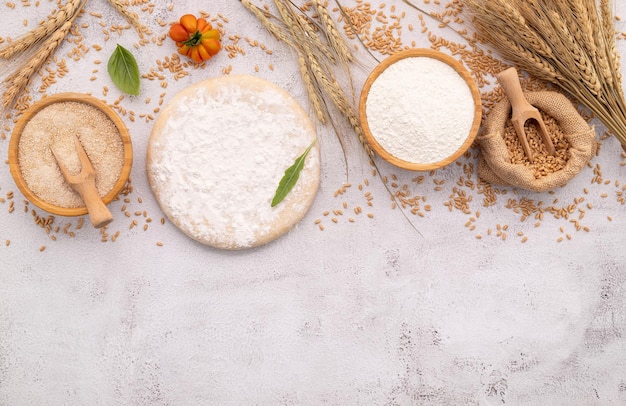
[107,0,151,39]
[0,0,81,59]
[275,0,352,155]
[463,0,626,150]
[242,0,325,117]
[303,48,371,155]
[3,19,74,108]
[243,0,366,153]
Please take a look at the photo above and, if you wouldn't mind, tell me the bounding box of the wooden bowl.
[8,93,133,216]
[359,48,482,171]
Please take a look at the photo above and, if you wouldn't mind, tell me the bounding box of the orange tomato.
[179,14,197,33]
[168,24,189,42]
[168,14,222,63]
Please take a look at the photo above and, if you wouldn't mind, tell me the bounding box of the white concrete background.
[0,1,625,404]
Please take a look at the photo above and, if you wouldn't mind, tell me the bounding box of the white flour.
[365,56,475,164]
[148,77,319,249]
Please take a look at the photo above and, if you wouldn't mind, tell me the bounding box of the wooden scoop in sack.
[496,67,556,162]
[51,135,114,228]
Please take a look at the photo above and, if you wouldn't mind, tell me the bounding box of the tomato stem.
[183,30,202,47]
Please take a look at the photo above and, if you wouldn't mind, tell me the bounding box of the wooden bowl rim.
[359,48,482,171]
[8,93,133,216]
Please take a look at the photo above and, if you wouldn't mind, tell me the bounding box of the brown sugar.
[18,101,124,208]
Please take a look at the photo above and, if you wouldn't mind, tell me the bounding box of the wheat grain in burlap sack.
[478,91,596,192]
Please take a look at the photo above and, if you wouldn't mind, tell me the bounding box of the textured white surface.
[0,1,625,405]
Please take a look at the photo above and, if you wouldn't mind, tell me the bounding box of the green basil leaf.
[107,44,140,95]
[271,140,316,207]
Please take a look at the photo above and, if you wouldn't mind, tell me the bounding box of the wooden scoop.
[51,135,113,229]
[496,67,556,162]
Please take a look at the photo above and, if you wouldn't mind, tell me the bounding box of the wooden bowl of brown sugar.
[8,93,133,216]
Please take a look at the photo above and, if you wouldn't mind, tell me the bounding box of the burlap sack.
[478,91,596,192]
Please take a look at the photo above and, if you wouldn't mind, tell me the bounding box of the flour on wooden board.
[147,76,320,249]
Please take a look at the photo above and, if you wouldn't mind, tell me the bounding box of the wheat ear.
[599,0,622,85]
[499,0,554,58]
[578,0,612,85]
[304,49,371,155]
[311,0,354,63]
[243,0,367,158]
[273,0,299,30]
[0,0,82,59]
[296,14,338,64]
[295,2,358,145]
[240,0,294,46]
[107,0,151,38]
[548,10,602,96]
[297,52,328,124]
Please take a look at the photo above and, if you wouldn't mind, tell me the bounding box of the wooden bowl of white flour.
[359,48,482,171]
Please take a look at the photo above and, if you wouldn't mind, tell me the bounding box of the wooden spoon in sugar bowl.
[51,135,114,229]
[8,93,133,221]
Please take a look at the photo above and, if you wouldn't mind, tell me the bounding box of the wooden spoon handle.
[73,182,113,228]
[496,67,534,114]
